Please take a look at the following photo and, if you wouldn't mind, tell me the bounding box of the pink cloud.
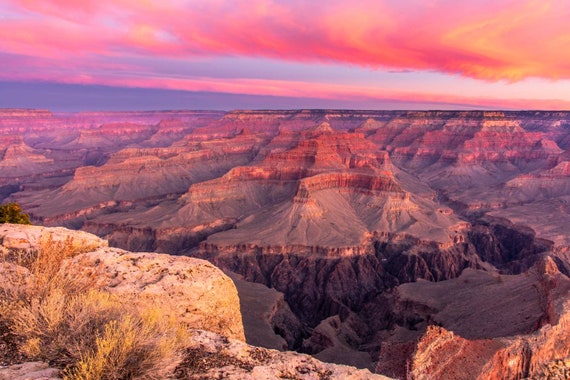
[2,0,569,80]
[0,19,111,58]
[1,0,569,109]
[1,57,568,110]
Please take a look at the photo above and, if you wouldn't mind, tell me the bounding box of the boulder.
[65,247,245,341]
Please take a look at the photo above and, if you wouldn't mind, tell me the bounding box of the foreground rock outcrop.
[0,362,59,380]
[0,223,107,251]
[65,248,246,341]
[0,223,244,341]
[0,224,391,379]
[175,330,390,380]
[1,330,391,380]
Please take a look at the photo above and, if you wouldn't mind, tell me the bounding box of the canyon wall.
[2,109,570,378]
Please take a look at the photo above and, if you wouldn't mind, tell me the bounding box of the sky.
[1,0,570,111]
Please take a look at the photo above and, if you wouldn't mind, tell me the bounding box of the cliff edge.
[0,224,388,379]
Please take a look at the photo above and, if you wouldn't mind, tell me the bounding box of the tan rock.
[175,330,392,380]
[0,261,30,295]
[0,362,60,380]
[0,224,244,341]
[0,223,107,251]
[65,247,245,341]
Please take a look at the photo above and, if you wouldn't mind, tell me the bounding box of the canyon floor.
[1,109,569,378]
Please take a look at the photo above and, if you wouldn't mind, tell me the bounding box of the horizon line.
[2,108,570,114]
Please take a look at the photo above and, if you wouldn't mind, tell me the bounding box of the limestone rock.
[0,362,60,380]
[65,247,245,341]
[175,330,392,380]
[0,224,245,341]
[0,223,107,251]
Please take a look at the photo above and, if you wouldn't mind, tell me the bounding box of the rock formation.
[0,223,244,341]
[409,258,570,380]
[0,331,391,380]
[0,224,390,379]
[2,109,570,378]
[174,330,391,380]
[0,110,223,201]
[0,362,60,380]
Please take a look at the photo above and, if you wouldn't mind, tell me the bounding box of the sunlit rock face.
[0,224,245,342]
[2,109,570,377]
[407,257,570,380]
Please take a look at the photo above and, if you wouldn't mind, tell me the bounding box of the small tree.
[0,203,31,225]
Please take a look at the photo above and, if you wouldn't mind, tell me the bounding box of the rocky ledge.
[0,224,390,379]
[0,223,244,341]
[174,330,390,380]
[0,330,390,380]
[406,257,570,380]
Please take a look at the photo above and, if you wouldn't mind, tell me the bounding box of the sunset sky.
[1,0,570,111]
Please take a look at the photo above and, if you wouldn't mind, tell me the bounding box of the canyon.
[1,108,569,378]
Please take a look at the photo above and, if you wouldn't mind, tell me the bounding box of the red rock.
[3,109,570,379]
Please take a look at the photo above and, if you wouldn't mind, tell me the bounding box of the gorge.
[1,109,569,378]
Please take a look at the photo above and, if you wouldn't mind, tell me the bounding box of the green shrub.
[0,202,31,224]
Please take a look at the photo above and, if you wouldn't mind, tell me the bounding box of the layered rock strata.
[409,258,570,380]
[2,109,570,378]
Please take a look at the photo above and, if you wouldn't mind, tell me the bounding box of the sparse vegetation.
[0,234,189,379]
[174,346,254,378]
[0,202,31,225]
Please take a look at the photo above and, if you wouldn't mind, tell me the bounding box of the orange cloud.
[2,0,569,81]
[1,0,569,110]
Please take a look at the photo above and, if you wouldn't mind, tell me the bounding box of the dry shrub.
[0,233,190,379]
[66,308,187,380]
[0,235,97,301]
[9,289,124,365]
